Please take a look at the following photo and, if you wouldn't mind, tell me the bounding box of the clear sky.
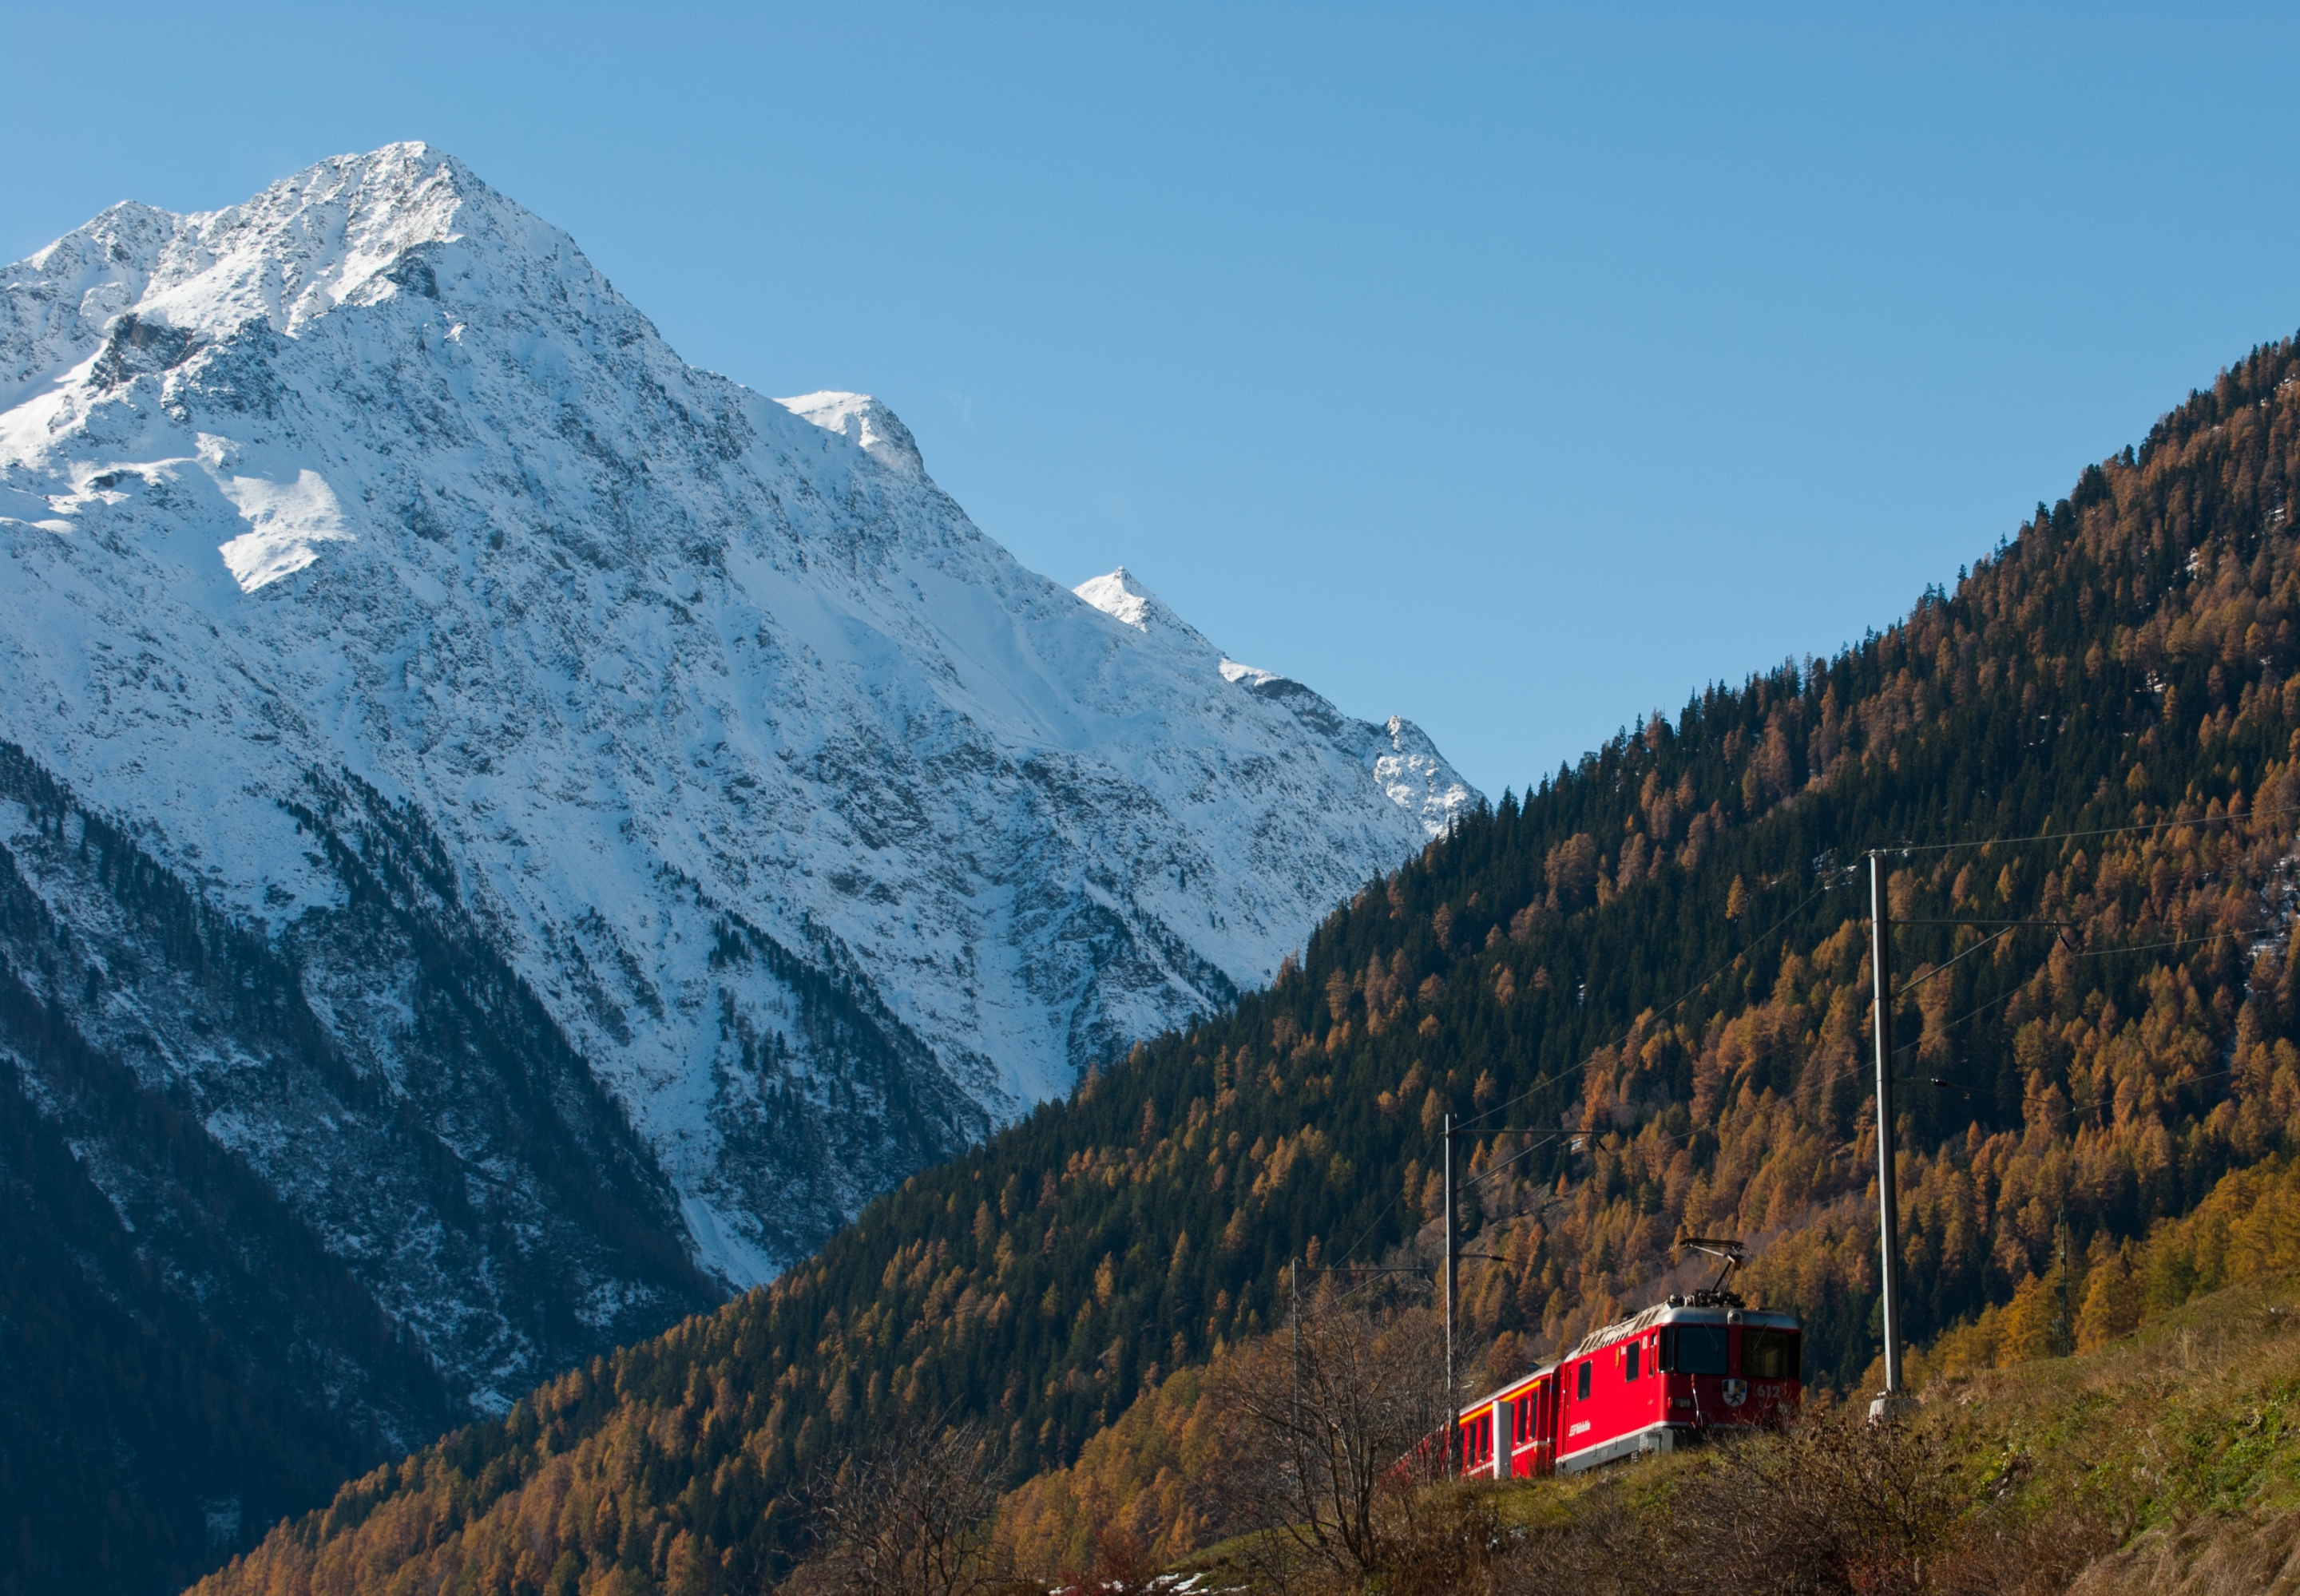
[7,3,2298,798]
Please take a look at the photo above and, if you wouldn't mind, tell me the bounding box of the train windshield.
[1744,1329,1801,1380]
[1660,1324,1729,1375]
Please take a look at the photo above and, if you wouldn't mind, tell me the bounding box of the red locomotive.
[1452,1243,1802,1478]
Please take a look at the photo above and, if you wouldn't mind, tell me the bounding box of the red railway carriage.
[1453,1362,1561,1479]
[1456,1297,1802,1477]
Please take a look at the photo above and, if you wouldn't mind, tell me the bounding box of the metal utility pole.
[1290,1258,1301,1435]
[2053,1209,2075,1359]
[1444,1112,1458,1475]
[1869,852,1908,1419]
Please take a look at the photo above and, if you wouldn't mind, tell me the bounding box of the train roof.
[1457,1300,1803,1415]
[1564,1301,1799,1360]
[1464,1362,1557,1412]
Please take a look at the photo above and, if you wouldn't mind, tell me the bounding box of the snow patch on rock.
[775,390,926,479]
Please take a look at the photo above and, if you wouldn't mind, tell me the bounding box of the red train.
[1453,1291,1802,1477]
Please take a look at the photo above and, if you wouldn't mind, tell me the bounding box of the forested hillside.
[200,335,2300,1594]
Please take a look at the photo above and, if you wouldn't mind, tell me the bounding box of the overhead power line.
[1335,794,2289,1272]
[1884,799,2300,857]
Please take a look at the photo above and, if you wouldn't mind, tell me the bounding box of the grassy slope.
[1957,1277,2300,1543]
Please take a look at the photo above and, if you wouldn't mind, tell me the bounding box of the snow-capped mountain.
[0,143,1476,1428]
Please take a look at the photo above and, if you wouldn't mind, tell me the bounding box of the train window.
[1625,1341,1640,1380]
[1744,1329,1802,1380]
[1660,1325,1730,1375]
[1576,1361,1591,1401]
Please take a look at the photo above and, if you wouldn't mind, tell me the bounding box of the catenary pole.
[1444,1112,1457,1475]
[1869,851,1907,1415]
[1290,1258,1300,1439]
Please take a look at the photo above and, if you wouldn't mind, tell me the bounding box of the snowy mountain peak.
[131,141,478,336]
[1073,566,1213,648]
[775,390,926,478]
[0,144,1479,1392]
[23,146,401,344]
[0,143,631,418]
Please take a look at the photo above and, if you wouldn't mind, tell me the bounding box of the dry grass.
[2064,1507,2300,1594]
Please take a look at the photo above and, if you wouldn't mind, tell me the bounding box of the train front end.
[1454,1297,1803,1479]
[1552,1300,1802,1473]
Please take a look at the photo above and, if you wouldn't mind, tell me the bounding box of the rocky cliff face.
[0,145,1475,1456]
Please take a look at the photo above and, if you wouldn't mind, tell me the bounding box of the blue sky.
[8,3,2298,798]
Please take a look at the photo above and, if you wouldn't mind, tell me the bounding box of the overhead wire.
[1892,925,2244,1060]
[1457,876,1849,1136]
[1893,925,2019,999]
[1882,799,2300,857]
[1917,1063,2237,1112]
[1329,795,2286,1270]
[1362,918,2262,1277]
[1310,795,2295,1338]
[1332,873,1850,1266]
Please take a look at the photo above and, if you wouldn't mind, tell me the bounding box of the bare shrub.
[791,1416,1008,1596]
[1493,1411,2116,1596]
[1666,1412,1963,1595]
[1489,1412,1969,1596]
[1931,1507,2118,1596]
[1498,1477,1682,1596]
[1207,1290,1453,1590]
[1378,1483,1512,1596]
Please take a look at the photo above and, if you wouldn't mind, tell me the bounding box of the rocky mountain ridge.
[0,143,1473,1581]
